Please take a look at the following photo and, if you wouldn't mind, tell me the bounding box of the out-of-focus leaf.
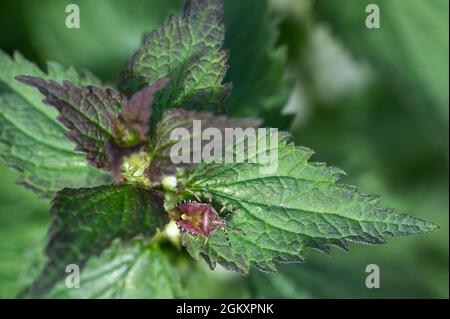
[248,253,428,298]
[314,0,449,132]
[183,132,437,273]
[0,164,48,298]
[25,184,168,298]
[19,0,181,81]
[293,84,448,194]
[47,240,185,298]
[0,51,110,198]
[223,0,292,126]
[175,254,251,298]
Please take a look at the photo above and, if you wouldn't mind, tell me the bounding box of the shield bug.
[171,201,225,237]
[170,200,238,245]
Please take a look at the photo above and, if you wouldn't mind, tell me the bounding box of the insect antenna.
[184,188,201,202]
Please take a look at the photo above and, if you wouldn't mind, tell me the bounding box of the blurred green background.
[0,0,448,298]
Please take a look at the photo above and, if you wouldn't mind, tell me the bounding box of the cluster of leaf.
[0,0,438,298]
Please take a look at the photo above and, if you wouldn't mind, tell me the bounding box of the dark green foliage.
[26,185,167,298]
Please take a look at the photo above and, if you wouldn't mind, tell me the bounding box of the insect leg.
[222,227,232,247]
[203,236,210,247]
[219,205,237,216]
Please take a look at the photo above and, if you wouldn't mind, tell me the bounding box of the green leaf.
[183,132,438,273]
[0,51,111,198]
[148,108,261,182]
[118,0,231,121]
[46,240,185,298]
[223,0,292,126]
[16,75,126,170]
[25,184,168,298]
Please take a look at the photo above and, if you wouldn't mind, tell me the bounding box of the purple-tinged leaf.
[15,75,169,177]
[110,77,170,147]
[0,51,111,198]
[15,75,125,170]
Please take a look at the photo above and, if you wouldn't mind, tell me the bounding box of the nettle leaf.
[25,184,168,298]
[223,0,292,126]
[47,240,185,299]
[16,75,126,170]
[183,133,438,273]
[118,0,231,121]
[0,51,110,198]
[148,108,261,182]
